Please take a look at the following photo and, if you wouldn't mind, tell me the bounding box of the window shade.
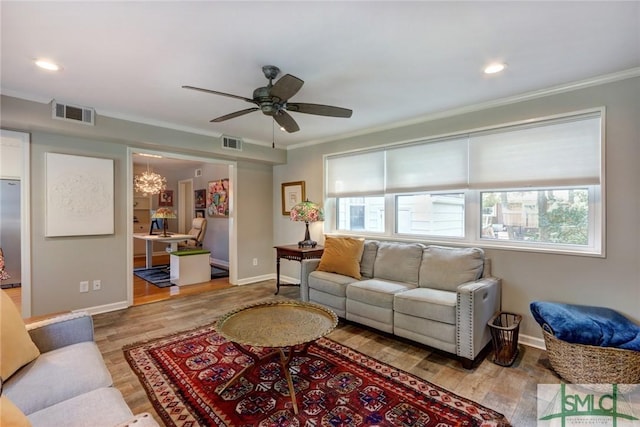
[469,114,601,188]
[326,150,385,197]
[386,137,468,193]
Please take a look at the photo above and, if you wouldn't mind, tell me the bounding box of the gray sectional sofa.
[300,240,502,368]
[3,311,159,427]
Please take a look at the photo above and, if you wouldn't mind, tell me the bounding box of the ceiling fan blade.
[182,85,256,104]
[270,74,304,102]
[210,107,259,122]
[273,110,300,133]
[286,102,352,118]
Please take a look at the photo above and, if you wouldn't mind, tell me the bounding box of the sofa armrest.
[455,277,502,360]
[300,259,322,302]
[26,311,94,353]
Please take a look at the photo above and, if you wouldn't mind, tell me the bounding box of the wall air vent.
[222,135,243,151]
[52,101,95,125]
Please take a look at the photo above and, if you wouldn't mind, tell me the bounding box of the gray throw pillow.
[373,242,424,285]
[419,246,484,291]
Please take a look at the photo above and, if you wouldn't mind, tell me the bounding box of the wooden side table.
[274,244,324,295]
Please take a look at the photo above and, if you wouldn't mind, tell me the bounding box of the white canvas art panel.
[45,152,114,236]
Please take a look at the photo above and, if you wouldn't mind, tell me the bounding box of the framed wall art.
[45,152,114,237]
[207,178,229,217]
[281,181,305,216]
[194,189,206,208]
[158,190,173,206]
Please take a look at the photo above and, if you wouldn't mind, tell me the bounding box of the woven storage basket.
[543,329,640,384]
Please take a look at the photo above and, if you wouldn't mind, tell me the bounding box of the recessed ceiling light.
[484,63,506,74]
[35,59,60,71]
[137,153,163,159]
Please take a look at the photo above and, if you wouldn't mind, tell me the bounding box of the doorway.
[128,149,237,307]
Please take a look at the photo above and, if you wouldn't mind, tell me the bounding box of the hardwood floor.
[94,281,562,427]
[132,254,232,306]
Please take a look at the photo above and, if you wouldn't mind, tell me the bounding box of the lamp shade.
[289,200,324,223]
[290,200,324,248]
[152,207,176,219]
[151,207,176,237]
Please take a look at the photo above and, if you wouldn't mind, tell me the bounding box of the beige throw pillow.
[0,290,40,381]
[0,395,32,427]
[317,237,365,279]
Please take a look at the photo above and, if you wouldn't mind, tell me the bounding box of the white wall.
[273,75,640,341]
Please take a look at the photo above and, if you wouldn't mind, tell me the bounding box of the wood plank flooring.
[94,281,563,427]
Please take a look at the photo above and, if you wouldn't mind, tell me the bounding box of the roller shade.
[326,150,385,197]
[386,137,468,193]
[469,114,601,188]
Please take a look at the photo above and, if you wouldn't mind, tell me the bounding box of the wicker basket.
[542,329,640,384]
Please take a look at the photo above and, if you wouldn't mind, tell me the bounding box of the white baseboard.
[209,257,229,268]
[234,273,276,286]
[72,300,128,316]
[233,273,300,287]
[519,333,546,350]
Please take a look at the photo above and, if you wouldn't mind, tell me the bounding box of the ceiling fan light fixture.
[35,59,60,71]
[484,62,506,74]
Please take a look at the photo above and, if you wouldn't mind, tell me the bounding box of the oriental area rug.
[123,323,511,427]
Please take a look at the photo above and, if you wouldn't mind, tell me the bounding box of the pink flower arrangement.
[290,201,324,223]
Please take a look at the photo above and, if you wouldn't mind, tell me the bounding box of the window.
[397,193,464,237]
[337,197,384,232]
[480,189,591,246]
[325,109,603,255]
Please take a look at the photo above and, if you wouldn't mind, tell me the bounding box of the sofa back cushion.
[317,236,365,279]
[419,246,484,291]
[359,240,378,279]
[373,242,424,285]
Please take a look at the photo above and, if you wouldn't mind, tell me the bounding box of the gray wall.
[1,95,282,315]
[273,76,640,340]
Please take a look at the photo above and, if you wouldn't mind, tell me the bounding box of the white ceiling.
[2,1,639,148]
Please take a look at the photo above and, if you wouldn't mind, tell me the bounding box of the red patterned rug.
[123,323,510,426]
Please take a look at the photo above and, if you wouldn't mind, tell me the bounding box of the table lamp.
[290,200,324,248]
[152,207,176,237]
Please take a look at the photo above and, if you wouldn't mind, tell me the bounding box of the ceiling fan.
[183,65,352,133]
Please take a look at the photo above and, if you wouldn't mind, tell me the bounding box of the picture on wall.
[281,181,305,215]
[194,189,206,208]
[207,178,229,217]
[195,209,205,218]
[158,190,173,206]
[45,152,114,237]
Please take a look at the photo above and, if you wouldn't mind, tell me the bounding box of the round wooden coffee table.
[216,300,338,414]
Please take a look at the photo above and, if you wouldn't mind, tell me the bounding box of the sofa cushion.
[0,290,40,381]
[419,246,484,291]
[347,279,416,309]
[360,240,379,279]
[3,341,113,415]
[308,271,355,297]
[394,287,457,325]
[373,242,424,285]
[317,236,365,279]
[0,395,31,427]
[27,387,134,427]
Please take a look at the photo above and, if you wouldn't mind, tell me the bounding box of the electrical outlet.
[93,280,101,291]
[252,258,258,266]
[79,281,89,293]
